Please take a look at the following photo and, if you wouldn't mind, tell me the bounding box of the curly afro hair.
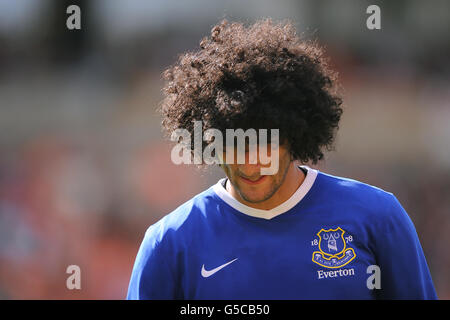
[160,18,343,165]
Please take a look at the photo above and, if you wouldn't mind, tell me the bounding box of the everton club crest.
[312,227,356,269]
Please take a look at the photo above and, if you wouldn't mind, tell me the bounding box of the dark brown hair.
[160,18,343,164]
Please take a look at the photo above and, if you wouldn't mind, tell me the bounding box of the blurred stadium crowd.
[0,0,449,299]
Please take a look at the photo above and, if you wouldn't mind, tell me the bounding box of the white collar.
[212,165,318,220]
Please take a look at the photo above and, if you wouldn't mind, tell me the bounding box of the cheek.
[277,152,291,176]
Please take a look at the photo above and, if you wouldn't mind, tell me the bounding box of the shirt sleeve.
[126,225,182,300]
[371,193,437,299]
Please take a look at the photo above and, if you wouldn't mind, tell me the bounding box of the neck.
[226,162,305,210]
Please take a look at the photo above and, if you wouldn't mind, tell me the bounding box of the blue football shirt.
[126,166,437,299]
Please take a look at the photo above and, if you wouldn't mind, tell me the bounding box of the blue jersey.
[126,166,437,299]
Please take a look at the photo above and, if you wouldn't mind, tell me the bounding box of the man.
[127,19,437,299]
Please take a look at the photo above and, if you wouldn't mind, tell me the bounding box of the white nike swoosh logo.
[201,258,238,278]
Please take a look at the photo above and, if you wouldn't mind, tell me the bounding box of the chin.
[237,182,275,203]
[240,191,272,204]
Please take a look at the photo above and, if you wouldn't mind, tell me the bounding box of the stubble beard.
[233,160,292,204]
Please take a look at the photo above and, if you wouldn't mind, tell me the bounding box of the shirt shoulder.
[316,170,401,221]
[143,185,219,248]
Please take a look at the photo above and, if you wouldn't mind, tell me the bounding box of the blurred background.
[0,0,449,299]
